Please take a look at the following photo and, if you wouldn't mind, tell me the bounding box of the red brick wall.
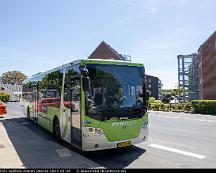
[199,32,216,99]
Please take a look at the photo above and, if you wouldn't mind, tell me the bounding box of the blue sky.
[0,0,216,88]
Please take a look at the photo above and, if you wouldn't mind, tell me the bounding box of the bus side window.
[38,70,63,110]
[64,66,80,112]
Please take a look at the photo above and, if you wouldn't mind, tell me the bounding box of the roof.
[88,41,123,60]
[82,59,143,67]
[198,30,216,50]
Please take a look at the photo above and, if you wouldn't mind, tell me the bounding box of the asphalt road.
[2,102,216,168]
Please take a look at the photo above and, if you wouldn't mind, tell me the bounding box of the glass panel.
[85,64,146,121]
[64,66,81,146]
[38,70,62,115]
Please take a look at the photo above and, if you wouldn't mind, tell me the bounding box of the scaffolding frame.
[177,53,198,102]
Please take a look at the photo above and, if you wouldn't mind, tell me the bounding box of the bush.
[148,97,156,108]
[148,97,156,103]
[148,98,162,110]
[148,99,216,115]
[159,103,169,111]
[184,102,193,113]
[191,100,216,115]
[0,93,10,102]
[151,103,160,111]
[176,103,183,111]
[160,103,165,110]
[168,103,176,111]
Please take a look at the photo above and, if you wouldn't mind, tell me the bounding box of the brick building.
[198,31,216,99]
[88,41,131,61]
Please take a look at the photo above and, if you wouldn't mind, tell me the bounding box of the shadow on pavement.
[2,117,100,168]
[82,146,146,169]
[2,116,146,168]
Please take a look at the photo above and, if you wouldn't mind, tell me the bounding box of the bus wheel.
[27,107,30,119]
[54,118,61,140]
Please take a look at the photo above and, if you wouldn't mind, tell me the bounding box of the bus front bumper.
[81,125,148,151]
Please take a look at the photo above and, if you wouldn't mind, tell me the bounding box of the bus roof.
[24,59,144,83]
[24,59,82,83]
[81,59,144,67]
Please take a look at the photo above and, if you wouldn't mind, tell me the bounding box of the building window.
[148,78,151,83]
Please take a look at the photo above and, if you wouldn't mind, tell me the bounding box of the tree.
[1,71,27,85]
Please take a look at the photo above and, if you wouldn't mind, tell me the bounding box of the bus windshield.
[85,64,147,121]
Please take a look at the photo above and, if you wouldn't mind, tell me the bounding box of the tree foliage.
[161,86,185,97]
[0,93,10,102]
[1,71,27,85]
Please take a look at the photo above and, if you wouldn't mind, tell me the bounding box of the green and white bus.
[22,59,149,151]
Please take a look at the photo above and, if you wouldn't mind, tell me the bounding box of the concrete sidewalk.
[0,120,24,168]
[0,119,103,169]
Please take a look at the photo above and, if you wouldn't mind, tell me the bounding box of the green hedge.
[0,93,10,102]
[149,100,216,115]
[191,100,216,115]
[148,101,192,112]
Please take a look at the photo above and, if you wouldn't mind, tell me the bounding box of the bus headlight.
[88,127,93,132]
[142,122,148,129]
[86,127,103,136]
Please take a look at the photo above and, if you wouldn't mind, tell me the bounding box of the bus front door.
[64,76,81,147]
[70,85,81,147]
[32,83,38,121]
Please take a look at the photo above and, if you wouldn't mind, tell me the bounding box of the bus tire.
[53,118,61,140]
[27,107,30,119]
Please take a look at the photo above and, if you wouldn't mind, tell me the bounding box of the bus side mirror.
[82,77,90,91]
[79,64,89,77]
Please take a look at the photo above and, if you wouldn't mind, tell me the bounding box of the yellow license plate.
[117,141,131,148]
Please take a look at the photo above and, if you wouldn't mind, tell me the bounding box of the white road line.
[149,144,206,159]
[56,148,72,157]
[21,122,33,125]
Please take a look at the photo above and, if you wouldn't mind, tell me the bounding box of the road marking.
[56,148,72,157]
[21,122,33,125]
[149,144,206,159]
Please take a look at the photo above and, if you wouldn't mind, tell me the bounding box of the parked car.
[0,101,7,116]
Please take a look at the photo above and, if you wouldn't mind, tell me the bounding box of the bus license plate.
[117,141,131,148]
